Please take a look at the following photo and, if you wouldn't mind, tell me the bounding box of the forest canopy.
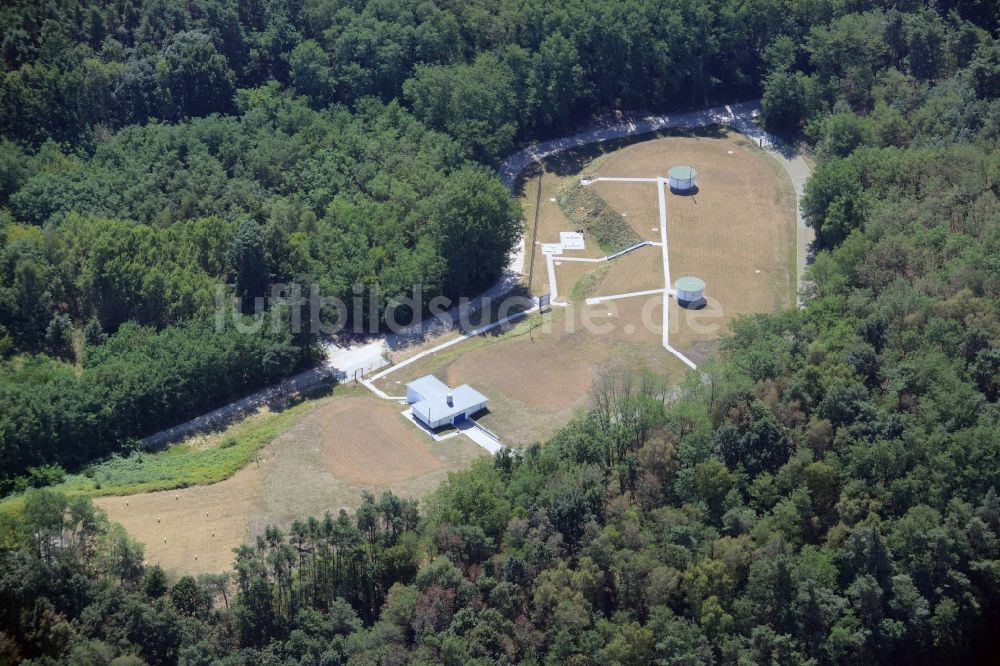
[1,0,1000,663]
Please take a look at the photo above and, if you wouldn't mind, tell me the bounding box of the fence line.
[604,240,653,261]
[141,366,336,450]
[525,173,543,290]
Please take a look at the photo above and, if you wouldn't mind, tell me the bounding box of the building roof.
[668,165,698,179]
[675,276,705,291]
[407,374,450,400]
[411,383,488,424]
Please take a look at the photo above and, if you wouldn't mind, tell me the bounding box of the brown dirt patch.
[98,394,487,577]
[313,396,442,485]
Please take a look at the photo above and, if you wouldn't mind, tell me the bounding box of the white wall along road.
[142,100,813,450]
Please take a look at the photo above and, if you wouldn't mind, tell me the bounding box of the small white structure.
[668,165,698,191]
[674,276,705,305]
[559,231,585,250]
[406,375,488,429]
[542,231,585,256]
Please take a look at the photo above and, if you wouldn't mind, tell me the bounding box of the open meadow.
[377,128,797,442]
[94,391,485,575]
[67,128,794,576]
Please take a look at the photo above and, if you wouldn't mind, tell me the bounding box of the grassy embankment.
[557,181,643,253]
[0,383,350,516]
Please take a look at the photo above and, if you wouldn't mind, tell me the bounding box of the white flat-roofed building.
[406,375,489,429]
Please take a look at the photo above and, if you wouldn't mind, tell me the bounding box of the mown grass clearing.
[94,392,486,576]
[557,181,643,252]
[0,384,344,517]
[570,263,610,300]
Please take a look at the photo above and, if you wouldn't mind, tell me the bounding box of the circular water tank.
[668,165,698,191]
[674,276,705,304]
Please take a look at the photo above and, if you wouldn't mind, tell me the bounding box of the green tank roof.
[668,165,697,179]
[675,276,705,292]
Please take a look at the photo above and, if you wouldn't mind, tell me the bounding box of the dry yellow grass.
[98,395,486,576]
[592,244,663,297]
[314,396,443,485]
[376,129,796,443]
[374,302,686,446]
[595,131,797,331]
[588,181,662,242]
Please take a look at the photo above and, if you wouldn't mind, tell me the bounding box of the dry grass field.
[375,301,686,446]
[597,132,797,323]
[98,129,794,577]
[591,244,663,297]
[587,181,662,242]
[315,398,444,484]
[379,128,795,443]
[97,394,486,576]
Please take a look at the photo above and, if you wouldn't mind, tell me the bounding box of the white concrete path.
[401,408,463,442]
[457,420,504,454]
[545,254,559,301]
[501,99,814,303]
[556,256,604,263]
[368,302,540,383]
[142,100,811,449]
[574,173,699,370]
[544,240,654,302]
[586,288,667,305]
[500,103,740,188]
[587,177,660,183]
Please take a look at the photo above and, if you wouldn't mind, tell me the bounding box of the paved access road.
[142,100,813,448]
[501,99,813,301]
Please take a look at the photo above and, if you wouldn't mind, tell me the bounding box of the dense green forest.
[0,0,996,483]
[2,0,1000,663]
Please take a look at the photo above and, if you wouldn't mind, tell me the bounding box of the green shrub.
[557,182,642,253]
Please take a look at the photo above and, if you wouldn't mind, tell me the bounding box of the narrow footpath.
[142,99,813,449]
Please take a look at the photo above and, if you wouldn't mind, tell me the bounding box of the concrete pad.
[457,420,503,454]
[559,231,585,250]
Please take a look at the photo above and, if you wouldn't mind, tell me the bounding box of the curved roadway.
[143,99,813,448]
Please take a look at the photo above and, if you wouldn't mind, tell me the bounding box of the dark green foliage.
[816,112,876,159]
[713,400,792,476]
[0,315,317,486]
[289,39,337,108]
[157,31,235,120]
[0,94,520,482]
[1,0,1000,663]
[802,157,867,248]
[228,219,268,305]
[82,316,106,347]
[404,53,519,163]
[169,576,212,618]
[761,69,815,132]
[426,165,521,298]
[43,313,73,360]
